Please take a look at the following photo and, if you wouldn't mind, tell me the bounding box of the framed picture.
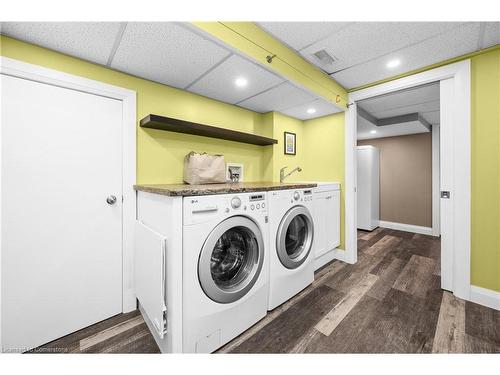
[284,132,296,155]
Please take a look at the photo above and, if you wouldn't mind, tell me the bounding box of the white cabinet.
[312,183,341,265]
[357,146,380,231]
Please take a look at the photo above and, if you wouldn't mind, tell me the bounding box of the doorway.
[344,60,471,301]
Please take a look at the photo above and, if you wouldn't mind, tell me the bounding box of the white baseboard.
[469,285,500,311]
[314,247,356,271]
[314,250,337,271]
[379,220,433,236]
[122,288,136,313]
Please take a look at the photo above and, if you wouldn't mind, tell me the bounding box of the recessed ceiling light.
[370,130,377,134]
[234,77,248,87]
[386,59,401,69]
[307,108,316,114]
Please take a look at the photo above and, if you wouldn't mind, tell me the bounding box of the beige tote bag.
[183,152,226,185]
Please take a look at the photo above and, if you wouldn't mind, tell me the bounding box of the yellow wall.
[302,114,346,249]
[470,48,500,292]
[0,35,272,184]
[270,112,306,183]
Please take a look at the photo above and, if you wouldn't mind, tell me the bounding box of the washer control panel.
[248,193,266,211]
[185,192,267,225]
[303,189,313,202]
[227,193,267,213]
[231,196,241,209]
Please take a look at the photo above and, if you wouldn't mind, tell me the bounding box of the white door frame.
[0,57,137,327]
[345,60,471,300]
[432,124,441,237]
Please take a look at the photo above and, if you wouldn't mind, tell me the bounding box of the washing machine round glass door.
[198,216,264,304]
[276,206,314,269]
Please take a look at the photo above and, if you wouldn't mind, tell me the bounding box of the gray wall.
[358,133,432,227]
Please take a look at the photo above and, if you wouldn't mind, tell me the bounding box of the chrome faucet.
[280,166,302,183]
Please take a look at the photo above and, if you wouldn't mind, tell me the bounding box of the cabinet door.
[312,193,327,258]
[325,191,341,251]
[313,190,341,259]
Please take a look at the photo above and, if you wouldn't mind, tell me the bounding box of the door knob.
[106,195,117,205]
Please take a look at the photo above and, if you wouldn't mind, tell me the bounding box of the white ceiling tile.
[238,82,316,113]
[481,22,500,48]
[111,22,230,89]
[357,116,430,140]
[187,54,284,104]
[333,23,481,89]
[258,22,352,51]
[358,83,439,114]
[0,22,121,65]
[301,22,465,73]
[280,98,341,120]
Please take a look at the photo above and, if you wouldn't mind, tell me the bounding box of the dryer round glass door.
[198,216,264,304]
[276,206,314,269]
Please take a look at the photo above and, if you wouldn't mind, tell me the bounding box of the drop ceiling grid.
[0,22,123,65]
[258,21,497,90]
[186,54,285,104]
[110,22,232,89]
[237,82,317,113]
[300,22,466,73]
[280,97,342,120]
[333,22,483,88]
[257,22,353,51]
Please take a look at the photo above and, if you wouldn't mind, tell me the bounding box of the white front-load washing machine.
[268,188,315,310]
[183,192,269,353]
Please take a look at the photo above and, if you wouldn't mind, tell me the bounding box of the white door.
[1,74,123,351]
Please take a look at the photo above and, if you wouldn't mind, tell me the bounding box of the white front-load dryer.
[268,188,315,310]
[182,192,269,353]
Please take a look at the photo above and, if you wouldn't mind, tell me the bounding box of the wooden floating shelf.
[140,114,278,146]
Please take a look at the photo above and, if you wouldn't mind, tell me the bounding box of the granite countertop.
[134,181,317,197]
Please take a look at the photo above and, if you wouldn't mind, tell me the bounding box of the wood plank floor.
[31,228,500,353]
